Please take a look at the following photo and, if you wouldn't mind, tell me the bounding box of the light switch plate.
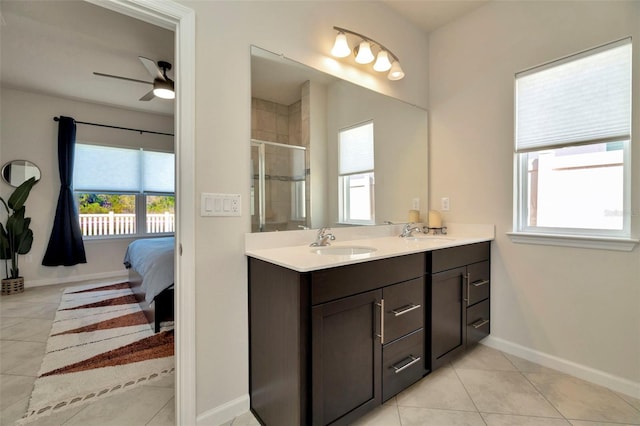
[201,193,241,217]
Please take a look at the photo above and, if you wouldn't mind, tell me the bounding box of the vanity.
[246,225,493,425]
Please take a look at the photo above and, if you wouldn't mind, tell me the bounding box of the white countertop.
[245,223,494,272]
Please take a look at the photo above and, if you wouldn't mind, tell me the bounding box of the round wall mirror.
[1,160,41,187]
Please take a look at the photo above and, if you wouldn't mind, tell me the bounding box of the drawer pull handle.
[472,280,490,287]
[391,303,422,317]
[392,355,421,374]
[471,318,490,329]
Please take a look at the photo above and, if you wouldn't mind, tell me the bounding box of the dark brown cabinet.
[249,253,425,426]
[249,241,491,425]
[311,289,382,425]
[427,242,491,370]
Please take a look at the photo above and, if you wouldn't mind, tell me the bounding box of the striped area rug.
[19,282,174,424]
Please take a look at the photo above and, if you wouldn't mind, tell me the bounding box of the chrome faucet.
[310,227,336,247]
[399,223,422,238]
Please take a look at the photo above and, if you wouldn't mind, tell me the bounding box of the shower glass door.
[251,140,307,232]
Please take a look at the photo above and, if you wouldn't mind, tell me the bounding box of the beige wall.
[180,0,429,420]
[0,87,174,286]
[429,0,640,387]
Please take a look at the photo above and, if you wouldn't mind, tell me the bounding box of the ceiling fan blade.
[93,72,152,85]
[139,56,164,81]
[139,89,155,101]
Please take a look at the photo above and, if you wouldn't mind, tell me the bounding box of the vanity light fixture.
[331,26,405,80]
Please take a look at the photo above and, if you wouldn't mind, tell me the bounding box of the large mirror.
[251,46,428,232]
[1,160,41,187]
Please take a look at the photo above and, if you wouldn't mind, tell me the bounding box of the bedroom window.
[513,38,631,245]
[338,121,375,225]
[73,144,175,238]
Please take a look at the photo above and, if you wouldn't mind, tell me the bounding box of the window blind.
[515,38,631,153]
[74,144,174,193]
[143,150,175,193]
[339,121,374,175]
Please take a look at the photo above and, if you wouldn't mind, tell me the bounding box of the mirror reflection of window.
[1,160,41,187]
[338,121,375,225]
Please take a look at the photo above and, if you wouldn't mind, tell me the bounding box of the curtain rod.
[53,117,174,137]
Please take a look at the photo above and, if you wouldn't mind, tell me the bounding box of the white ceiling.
[0,1,486,117]
[381,0,489,33]
[0,1,175,116]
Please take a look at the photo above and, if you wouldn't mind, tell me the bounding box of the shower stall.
[251,139,308,232]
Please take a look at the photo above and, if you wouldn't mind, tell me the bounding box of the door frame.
[86,1,197,424]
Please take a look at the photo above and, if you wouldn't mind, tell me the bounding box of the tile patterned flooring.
[1,283,175,426]
[2,284,640,425]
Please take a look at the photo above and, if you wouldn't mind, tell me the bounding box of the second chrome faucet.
[310,227,336,246]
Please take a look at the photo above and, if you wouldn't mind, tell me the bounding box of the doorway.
[85,1,196,424]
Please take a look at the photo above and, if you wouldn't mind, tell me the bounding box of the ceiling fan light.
[355,40,374,64]
[373,50,392,72]
[153,78,175,99]
[331,32,351,58]
[388,61,405,80]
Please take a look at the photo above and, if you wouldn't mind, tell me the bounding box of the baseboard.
[482,336,640,399]
[25,270,129,288]
[196,394,250,426]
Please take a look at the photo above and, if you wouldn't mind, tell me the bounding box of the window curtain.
[42,116,87,266]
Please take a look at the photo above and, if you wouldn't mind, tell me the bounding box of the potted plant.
[1,176,36,295]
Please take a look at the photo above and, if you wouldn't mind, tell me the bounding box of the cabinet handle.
[464,272,470,306]
[391,355,421,374]
[391,303,422,317]
[376,299,385,344]
[472,279,490,287]
[471,318,490,329]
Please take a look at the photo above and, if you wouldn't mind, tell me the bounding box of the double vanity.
[246,224,494,425]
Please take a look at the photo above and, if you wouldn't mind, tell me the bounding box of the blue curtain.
[42,116,87,266]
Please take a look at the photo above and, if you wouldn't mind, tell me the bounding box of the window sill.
[507,232,638,252]
[83,233,174,242]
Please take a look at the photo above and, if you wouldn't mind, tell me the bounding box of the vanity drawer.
[467,261,490,306]
[466,299,490,346]
[382,328,425,402]
[383,277,424,343]
[429,242,490,274]
[311,254,424,305]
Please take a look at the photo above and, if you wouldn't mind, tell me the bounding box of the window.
[514,38,631,243]
[339,121,375,225]
[74,144,175,238]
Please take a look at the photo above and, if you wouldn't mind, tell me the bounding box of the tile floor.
[3,284,640,426]
[1,283,175,426]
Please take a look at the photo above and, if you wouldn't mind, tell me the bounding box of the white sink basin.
[311,246,377,256]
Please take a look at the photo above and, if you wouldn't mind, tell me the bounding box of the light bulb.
[331,32,351,58]
[355,41,375,64]
[153,78,175,99]
[373,50,392,72]
[388,61,405,80]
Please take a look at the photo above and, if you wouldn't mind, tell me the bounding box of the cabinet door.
[312,289,382,425]
[430,267,466,370]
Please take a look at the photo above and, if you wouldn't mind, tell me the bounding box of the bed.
[123,236,175,332]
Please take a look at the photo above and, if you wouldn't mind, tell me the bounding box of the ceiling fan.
[93,56,175,101]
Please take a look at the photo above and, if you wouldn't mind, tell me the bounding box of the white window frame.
[509,38,637,251]
[338,121,375,225]
[74,143,175,240]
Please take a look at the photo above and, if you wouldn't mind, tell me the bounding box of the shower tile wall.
[251,95,309,231]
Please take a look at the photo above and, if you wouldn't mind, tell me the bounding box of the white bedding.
[123,236,174,304]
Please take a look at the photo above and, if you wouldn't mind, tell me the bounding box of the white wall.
[178,0,429,421]
[429,0,640,392]
[0,87,174,286]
